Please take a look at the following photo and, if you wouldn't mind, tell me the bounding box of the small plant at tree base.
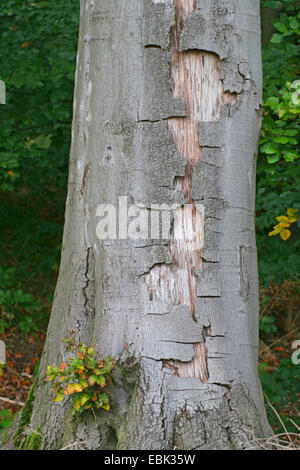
[46,334,116,415]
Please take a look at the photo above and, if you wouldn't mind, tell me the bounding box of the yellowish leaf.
[280,229,291,241]
[287,208,298,218]
[64,383,83,395]
[276,216,291,227]
[279,221,291,229]
[268,226,281,236]
[54,392,64,402]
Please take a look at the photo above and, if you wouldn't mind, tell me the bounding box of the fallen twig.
[0,396,25,407]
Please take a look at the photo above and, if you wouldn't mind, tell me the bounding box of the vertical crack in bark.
[146,1,200,318]
[83,247,91,316]
[80,162,91,196]
[168,0,210,320]
[145,0,240,381]
[146,1,223,316]
[239,246,250,302]
[146,0,221,381]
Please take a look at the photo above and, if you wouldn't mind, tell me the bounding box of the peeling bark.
[3,0,272,451]
[146,1,227,321]
[165,342,209,382]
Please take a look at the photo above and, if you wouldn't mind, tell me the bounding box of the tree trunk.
[9,0,272,450]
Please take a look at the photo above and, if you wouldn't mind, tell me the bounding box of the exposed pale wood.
[146,0,222,324]
[164,343,208,382]
[146,0,219,380]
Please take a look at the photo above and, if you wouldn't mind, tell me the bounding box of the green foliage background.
[257,0,300,285]
[0,0,299,436]
[0,0,79,331]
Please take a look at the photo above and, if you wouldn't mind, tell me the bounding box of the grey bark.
[8,0,272,450]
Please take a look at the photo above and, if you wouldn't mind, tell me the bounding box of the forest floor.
[259,331,300,433]
[0,328,45,430]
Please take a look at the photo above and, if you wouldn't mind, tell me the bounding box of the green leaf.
[267,154,281,164]
[283,150,297,162]
[96,375,106,387]
[266,96,279,110]
[260,142,278,155]
[274,22,288,33]
[274,136,289,144]
[87,375,97,386]
[271,33,283,44]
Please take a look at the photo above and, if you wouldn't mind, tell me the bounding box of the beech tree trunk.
[10,0,272,450]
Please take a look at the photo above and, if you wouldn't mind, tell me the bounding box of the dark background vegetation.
[0,0,299,439]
